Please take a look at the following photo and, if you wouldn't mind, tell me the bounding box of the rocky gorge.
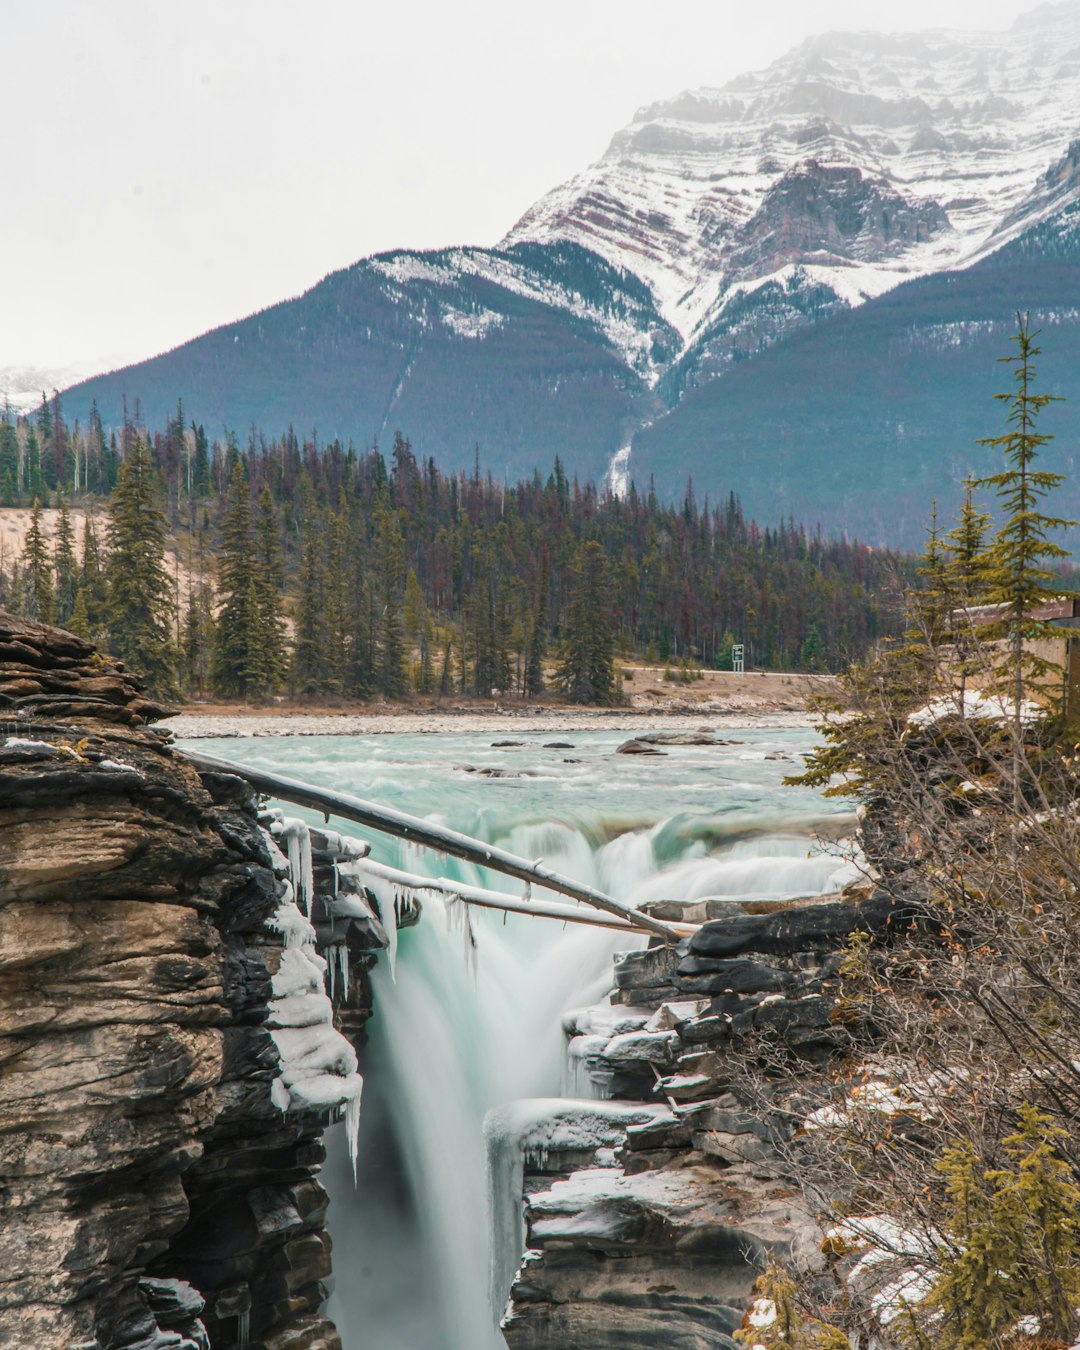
[1,611,906,1349]
[0,613,385,1350]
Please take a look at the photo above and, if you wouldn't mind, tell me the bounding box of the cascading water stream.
[183,728,850,1348]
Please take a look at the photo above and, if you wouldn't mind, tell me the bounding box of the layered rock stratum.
[0,613,377,1350]
[502,890,913,1347]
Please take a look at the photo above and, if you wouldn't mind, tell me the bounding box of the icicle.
[327,945,336,1000]
[338,942,350,999]
[285,826,301,898]
[522,881,532,902]
[345,1076,364,1185]
[443,893,479,981]
[237,1307,250,1350]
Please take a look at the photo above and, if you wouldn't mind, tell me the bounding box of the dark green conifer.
[22,499,54,623]
[972,314,1076,722]
[212,462,263,699]
[555,541,617,705]
[0,418,19,505]
[53,496,78,625]
[105,435,178,697]
[79,513,108,636]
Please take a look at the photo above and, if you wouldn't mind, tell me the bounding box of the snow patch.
[441,305,504,339]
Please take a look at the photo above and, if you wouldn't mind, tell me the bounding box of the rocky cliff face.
[501,890,912,1348]
[0,613,380,1350]
[507,3,1080,343]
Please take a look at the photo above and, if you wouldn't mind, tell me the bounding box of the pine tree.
[67,588,91,640]
[972,314,1076,724]
[53,495,78,625]
[944,478,990,604]
[21,499,54,623]
[212,462,263,699]
[25,428,46,502]
[555,541,617,705]
[0,418,19,505]
[943,480,992,710]
[105,435,178,697]
[438,638,454,698]
[192,424,211,498]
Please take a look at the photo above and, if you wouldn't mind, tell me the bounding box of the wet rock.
[632,732,722,746]
[616,738,667,754]
[688,892,914,960]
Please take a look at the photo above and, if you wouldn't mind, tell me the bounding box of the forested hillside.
[0,401,901,701]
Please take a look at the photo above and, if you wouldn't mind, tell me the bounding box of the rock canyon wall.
[0,614,383,1350]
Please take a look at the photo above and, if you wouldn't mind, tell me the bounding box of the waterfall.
[184,727,850,1348]
[323,817,847,1348]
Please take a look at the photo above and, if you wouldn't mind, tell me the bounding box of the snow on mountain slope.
[504,1,1080,348]
[367,242,678,384]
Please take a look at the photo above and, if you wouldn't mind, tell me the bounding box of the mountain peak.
[502,5,1080,343]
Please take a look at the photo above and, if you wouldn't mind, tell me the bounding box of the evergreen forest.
[0,396,902,701]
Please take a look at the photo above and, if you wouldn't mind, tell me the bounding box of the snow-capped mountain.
[60,2,1080,545]
[506,1,1080,369]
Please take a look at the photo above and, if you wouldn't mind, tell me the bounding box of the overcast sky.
[1,0,1037,379]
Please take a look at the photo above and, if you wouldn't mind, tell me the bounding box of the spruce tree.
[212,462,262,699]
[0,419,19,505]
[943,480,992,710]
[105,434,178,697]
[438,638,454,698]
[53,496,78,626]
[555,541,617,705]
[21,499,54,623]
[972,314,1076,723]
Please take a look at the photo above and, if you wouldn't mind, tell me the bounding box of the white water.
[183,728,849,1348]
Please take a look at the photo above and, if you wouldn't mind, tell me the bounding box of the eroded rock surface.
[503,888,911,1348]
[0,614,374,1350]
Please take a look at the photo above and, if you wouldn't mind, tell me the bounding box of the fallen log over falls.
[183,750,682,941]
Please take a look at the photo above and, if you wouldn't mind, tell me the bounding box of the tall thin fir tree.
[212,462,262,699]
[105,435,178,697]
[21,499,54,623]
[943,479,992,711]
[555,540,617,705]
[52,495,78,626]
[972,314,1076,729]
